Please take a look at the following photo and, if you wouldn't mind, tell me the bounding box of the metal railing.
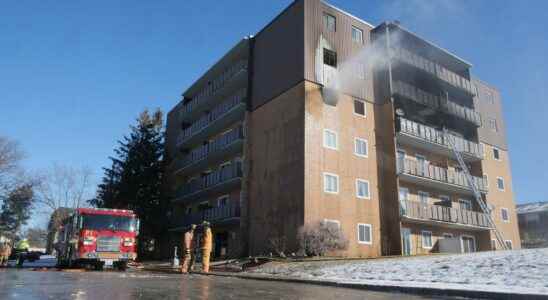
[398,118,484,159]
[400,200,491,228]
[176,161,243,199]
[392,80,481,125]
[172,204,241,229]
[397,157,488,192]
[180,60,248,118]
[176,89,246,147]
[391,48,475,95]
[176,126,244,171]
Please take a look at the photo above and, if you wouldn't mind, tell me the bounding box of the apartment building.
[517,202,548,248]
[164,0,520,259]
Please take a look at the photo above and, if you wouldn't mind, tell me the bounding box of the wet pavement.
[0,269,461,299]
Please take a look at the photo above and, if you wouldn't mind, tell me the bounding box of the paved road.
[0,269,459,299]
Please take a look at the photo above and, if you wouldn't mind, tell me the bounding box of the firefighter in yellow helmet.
[201,221,212,273]
[181,224,196,274]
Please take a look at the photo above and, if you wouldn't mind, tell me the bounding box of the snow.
[250,248,548,295]
[516,201,548,214]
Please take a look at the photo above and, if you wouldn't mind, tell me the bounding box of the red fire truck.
[55,208,139,270]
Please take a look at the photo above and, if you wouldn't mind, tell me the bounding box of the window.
[351,26,363,44]
[322,219,340,229]
[421,231,433,249]
[525,213,540,225]
[483,174,489,188]
[493,147,501,160]
[491,239,497,250]
[501,208,509,222]
[354,99,366,116]
[354,138,368,157]
[357,223,372,244]
[185,207,192,215]
[323,173,339,194]
[418,191,429,206]
[356,179,370,199]
[217,195,229,207]
[505,240,513,250]
[486,91,495,104]
[497,177,505,191]
[488,118,498,132]
[323,13,336,32]
[443,233,453,239]
[323,48,337,67]
[323,129,338,150]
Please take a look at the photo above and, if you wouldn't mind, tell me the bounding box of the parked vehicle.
[55,208,139,270]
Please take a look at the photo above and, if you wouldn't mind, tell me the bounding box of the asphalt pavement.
[0,268,459,299]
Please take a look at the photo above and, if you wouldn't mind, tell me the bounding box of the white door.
[401,228,412,256]
[461,236,476,253]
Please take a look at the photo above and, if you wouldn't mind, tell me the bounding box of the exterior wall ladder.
[443,129,509,250]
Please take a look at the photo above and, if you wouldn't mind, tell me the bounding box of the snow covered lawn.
[250,248,548,295]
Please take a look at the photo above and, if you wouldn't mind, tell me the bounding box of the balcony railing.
[391,48,475,95]
[175,126,244,172]
[392,80,481,126]
[176,89,246,148]
[180,60,248,119]
[398,118,484,159]
[176,161,243,200]
[397,158,488,192]
[172,204,241,229]
[400,200,491,228]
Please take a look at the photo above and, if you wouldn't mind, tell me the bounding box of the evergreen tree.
[0,183,34,238]
[89,109,167,258]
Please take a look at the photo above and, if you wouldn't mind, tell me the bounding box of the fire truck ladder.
[443,129,508,250]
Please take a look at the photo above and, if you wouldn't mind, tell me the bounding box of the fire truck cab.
[56,208,139,270]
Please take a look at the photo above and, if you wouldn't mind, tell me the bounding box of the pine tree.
[89,108,167,258]
[0,183,34,239]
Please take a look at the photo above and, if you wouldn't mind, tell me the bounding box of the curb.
[194,271,548,300]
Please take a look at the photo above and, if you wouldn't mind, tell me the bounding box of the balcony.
[170,204,241,230]
[173,126,244,175]
[397,158,488,195]
[397,118,484,162]
[400,200,491,230]
[176,89,246,149]
[392,80,481,126]
[180,60,248,123]
[391,47,475,95]
[174,161,243,202]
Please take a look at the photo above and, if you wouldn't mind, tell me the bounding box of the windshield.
[81,214,137,232]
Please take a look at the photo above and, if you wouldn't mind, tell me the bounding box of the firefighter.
[14,238,29,267]
[181,224,196,274]
[201,221,212,273]
[0,240,11,267]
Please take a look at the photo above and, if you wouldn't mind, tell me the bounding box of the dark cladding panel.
[473,78,508,150]
[251,0,305,110]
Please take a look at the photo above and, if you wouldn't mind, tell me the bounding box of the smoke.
[316,30,404,105]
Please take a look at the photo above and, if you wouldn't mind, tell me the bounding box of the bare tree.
[0,136,25,190]
[35,163,93,212]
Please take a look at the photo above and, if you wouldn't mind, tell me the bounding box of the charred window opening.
[323,48,337,67]
[354,99,365,116]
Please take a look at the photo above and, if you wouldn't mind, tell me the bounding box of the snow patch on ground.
[250,248,548,295]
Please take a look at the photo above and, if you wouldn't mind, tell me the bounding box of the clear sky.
[1,0,547,208]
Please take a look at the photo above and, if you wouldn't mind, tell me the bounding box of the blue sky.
[1,0,547,209]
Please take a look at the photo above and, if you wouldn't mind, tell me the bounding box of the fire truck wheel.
[115,261,127,271]
[94,262,104,271]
